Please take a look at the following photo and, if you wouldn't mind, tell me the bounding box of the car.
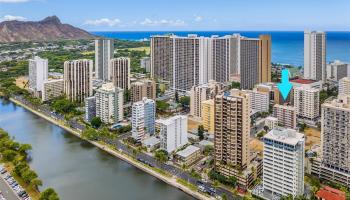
[11,182,18,187]
[0,169,7,174]
[5,175,12,180]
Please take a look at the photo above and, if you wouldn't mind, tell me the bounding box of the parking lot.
[0,165,31,200]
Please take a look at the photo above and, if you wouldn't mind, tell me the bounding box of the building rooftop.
[264,128,304,146]
[199,140,214,147]
[157,115,187,126]
[187,133,199,140]
[290,78,317,84]
[265,116,278,121]
[142,136,160,147]
[316,186,346,200]
[176,145,200,158]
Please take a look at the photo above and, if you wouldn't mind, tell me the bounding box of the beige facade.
[151,35,207,91]
[110,57,130,90]
[293,86,320,121]
[175,145,201,166]
[95,83,124,124]
[258,35,271,83]
[130,79,156,103]
[273,104,297,129]
[63,59,93,103]
[339,77,350,96]
[321,95,350,179]
[42,79,64,102]
[201,99,215,134]
[190,80,222,118]
[214,91,252,187]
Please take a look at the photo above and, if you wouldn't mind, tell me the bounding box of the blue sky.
[1,0,350,31]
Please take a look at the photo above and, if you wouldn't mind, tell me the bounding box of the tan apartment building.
[151,34,209,92]
[42,79,64,102]
[130,79,156,103]
[190,80,222,118]
[273,104,297,129]
[258,35,271,83]
[63,59,93,103]
[214,91,254,188]
[110,57,130,90]
[151,34,271,91]
[201,99,214,134]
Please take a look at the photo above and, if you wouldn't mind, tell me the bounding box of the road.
[13,95,242,200]
[104,137,241,200]
[0,174,19,200]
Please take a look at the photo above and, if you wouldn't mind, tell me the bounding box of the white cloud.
[0,15,27,21]
[84,18,121,27]
[0,0,30,3]
[140,18,186,27]
[194,15,203,22]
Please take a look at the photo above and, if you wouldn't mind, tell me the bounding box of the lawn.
[122,46,150,55]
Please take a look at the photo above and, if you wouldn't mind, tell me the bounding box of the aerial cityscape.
[0,1,350,200]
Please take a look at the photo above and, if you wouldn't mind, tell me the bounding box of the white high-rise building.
[190,80,222,119]
[304,31,326,82]
[263,128,305,198]
[28,56,48,94]
[131,98,155,141]
[110,57,130,90]
[85,96,96,122]
[95,39,114,81]
[339,77,350,96]
[293,86,320,121]
[63,59,93,103]
[95,83,123,124]
[326,60,348,81]
[140,57,151,72]
[320,95,350,188]
[159,115,188,153]
[232,88,269,115]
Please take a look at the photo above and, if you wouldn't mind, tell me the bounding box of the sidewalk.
[10,98,212,200]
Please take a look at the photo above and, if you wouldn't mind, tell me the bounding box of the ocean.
[91,31,350,66]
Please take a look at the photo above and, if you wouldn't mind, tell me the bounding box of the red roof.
[290,78,316,84]
[316,186,346,200]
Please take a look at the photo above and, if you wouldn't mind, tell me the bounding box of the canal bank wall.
[9,98,211,200]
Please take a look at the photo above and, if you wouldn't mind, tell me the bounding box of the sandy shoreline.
[9,98,211,200]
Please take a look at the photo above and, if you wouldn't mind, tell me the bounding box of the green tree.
[18,144,32,155]
[30,178,43,190]
[21,168,38,184]
[124,89,130,103]
[2,149,17,161]
[175,91,179,103]
[198,125,205,140]
[257,131,266,139]
[203,145,214,156]
[154,150,168,163]
[179,96,190,107]
[39,188,60,200]
[230,81,240,89]
[156,100,170,112]
[82,127,99,141]
[90,117,102,129]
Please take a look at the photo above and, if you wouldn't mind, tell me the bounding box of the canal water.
[0,98,195,200]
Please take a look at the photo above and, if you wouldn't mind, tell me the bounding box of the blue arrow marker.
[277,69,293,100]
